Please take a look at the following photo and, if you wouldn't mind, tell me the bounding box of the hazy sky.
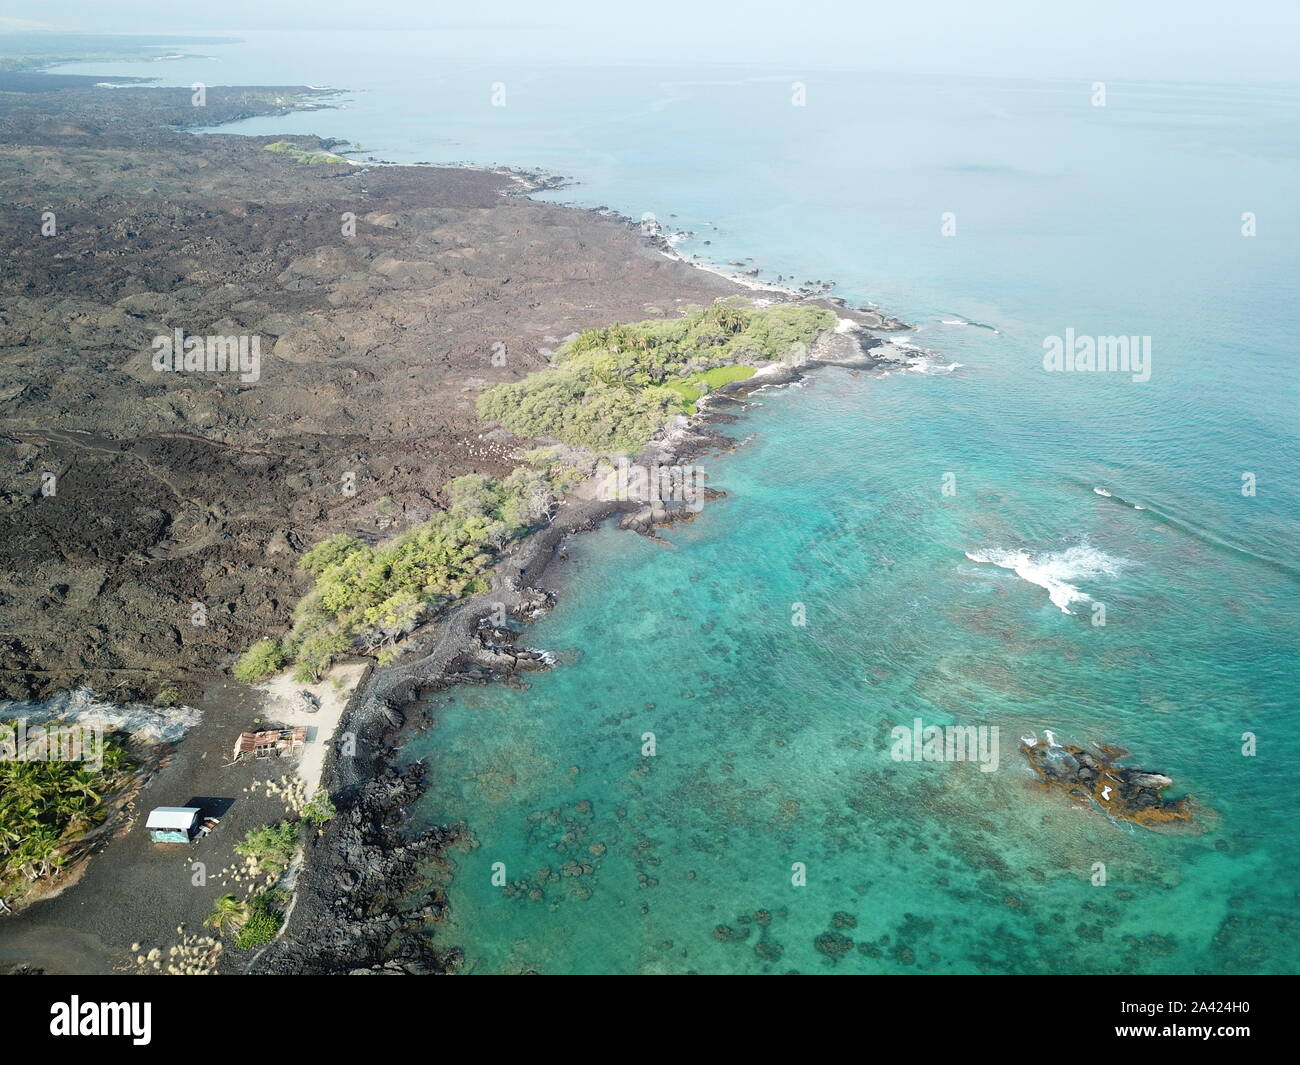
[4,1,1299,85]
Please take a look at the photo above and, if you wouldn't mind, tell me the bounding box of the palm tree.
[0,731,134,891]
[5,763,46,809]
[17,831,62,881]
[67,770,102,804]
[205,894,250,935]
[99,744,128,775]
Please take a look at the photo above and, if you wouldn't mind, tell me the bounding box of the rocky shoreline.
[0,55,910,973]
[247,495,632,973]
[0,75,754,703]
[248,323,910,974]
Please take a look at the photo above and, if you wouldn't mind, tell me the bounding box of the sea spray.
[964,544,1127,614]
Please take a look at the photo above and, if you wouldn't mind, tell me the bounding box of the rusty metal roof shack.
[232,727,307,762]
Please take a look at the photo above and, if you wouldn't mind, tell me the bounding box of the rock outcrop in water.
[1019,734,1199,830]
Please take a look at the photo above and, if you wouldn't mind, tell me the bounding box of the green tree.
[303,790,336,825]
[0,726,132,894]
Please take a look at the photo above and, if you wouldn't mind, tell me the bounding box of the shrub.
[304,790,336,825]
[232,639,285,683]
[284,470,574,667]
[234,821,299,878]
[300,534,364,575]
[232,466,582,677]
[233,891,285,949]
[290,630,350,684]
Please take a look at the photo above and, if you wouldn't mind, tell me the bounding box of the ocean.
[55,33,1300,973]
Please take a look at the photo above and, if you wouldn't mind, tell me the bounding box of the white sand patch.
[254,662,367,794]
[751,360,795,378]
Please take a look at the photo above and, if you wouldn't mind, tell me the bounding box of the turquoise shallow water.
[408,372,1296,974]
[60,37,1300,973]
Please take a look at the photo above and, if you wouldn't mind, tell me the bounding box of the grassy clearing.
[663,364,758,408]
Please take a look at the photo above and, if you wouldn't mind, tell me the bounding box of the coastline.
[251,314,915,974]
[0,57,916,974]
[2,26,1295,985]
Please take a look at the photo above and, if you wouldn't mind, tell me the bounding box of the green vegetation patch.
[303,789,336,825]
[207,889,287,949]
[663,363,758,408]
[477,302,832,451]
[263,140,347,165]
[233,891,286,949]
[205,892,249,935]
[0,726,133,896]
[235,467,580,684]
[232,639,286,684]
[697,363,759,389]
[234,821,299,878]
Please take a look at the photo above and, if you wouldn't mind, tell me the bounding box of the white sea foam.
[964,544,1127,614]
[1093,486,1112,497]
[0,688,201,743]
[881,338,963,375]
[654,241,802,296]
[750,377,805,393]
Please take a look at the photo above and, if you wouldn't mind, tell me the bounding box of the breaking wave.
[964,544,1127,614]
[881,337,963,375]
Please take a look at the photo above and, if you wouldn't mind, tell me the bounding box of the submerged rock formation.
[1019,733,1200,830]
